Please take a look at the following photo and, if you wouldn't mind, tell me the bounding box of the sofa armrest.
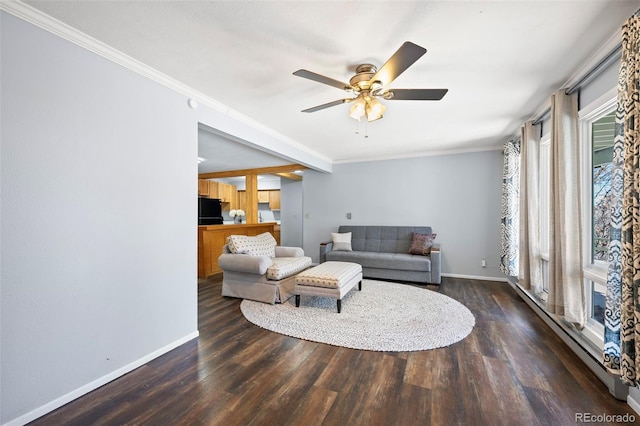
[319,241,333,263]
[430,244,441,284]
[218,254,273,275]
[275,246,304,258]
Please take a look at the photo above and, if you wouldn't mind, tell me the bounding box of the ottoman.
[294,261,363,313]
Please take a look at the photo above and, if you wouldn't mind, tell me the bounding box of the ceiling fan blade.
[301,99,351,113]
[293,69,352,91]
[387,88,448,101]
[371,41,427,87]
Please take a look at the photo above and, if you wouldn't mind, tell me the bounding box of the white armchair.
[219,243,312,304]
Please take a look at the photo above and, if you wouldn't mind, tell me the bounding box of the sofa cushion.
[227,232,276,257]
[325,250,430,272]
[331,232,353,251]
[408,233,437,255]
[266,256,312,280]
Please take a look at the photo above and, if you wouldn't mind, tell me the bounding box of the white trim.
[333,144,503,165]
[0,1,333,171]
[628,390,640,416]
[578,89,617,349]
[441,272,509,283]
[579,87,618,120]
[3,331,199,426]
[584,265,608,285]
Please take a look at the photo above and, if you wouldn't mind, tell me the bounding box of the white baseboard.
[441,272,508,283]
[628,388,640,416]
[4,331,199,426]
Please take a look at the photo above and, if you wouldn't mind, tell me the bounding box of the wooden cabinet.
[268,190,280,210]
[198,223,277,278]
[257,190,270,203]
[198,179,211,197]
[203,181,237,208]
[236,189,279,211]
[238,190,247,211]
[230,187,238,210]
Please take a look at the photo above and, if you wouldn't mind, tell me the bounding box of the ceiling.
[22,1,639,169]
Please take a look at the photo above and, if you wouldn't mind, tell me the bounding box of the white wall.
[0,13,201,424]
[302,150,505,279]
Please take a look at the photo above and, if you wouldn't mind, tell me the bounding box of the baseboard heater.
[507,278,628,401]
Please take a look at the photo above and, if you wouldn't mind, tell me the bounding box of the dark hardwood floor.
[30,277,637,425]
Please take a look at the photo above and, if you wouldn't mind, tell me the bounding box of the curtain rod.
[532,42,622,126]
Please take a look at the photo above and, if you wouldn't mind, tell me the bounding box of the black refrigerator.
[198,198,223,225]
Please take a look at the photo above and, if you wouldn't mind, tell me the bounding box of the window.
[539,134,550,294]
[579,88,617,346]
[591,110,615,263]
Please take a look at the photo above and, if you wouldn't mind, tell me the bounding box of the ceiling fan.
[293,41,448,122]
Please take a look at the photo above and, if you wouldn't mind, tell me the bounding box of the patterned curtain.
[500,136,520,276]
[604,10,640,385]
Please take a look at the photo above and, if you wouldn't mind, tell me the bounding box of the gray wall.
[302,150,505,279]
[281,179,304,247]
[1,13,199,424]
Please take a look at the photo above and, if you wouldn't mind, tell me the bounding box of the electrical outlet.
[347,213,352,219]
[481,258,487,268]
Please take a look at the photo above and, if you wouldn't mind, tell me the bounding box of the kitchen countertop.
[222,221,280,225]
[199,222,279,229]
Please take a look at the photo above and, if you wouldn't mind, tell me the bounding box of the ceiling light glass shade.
[365,98,386,122]
[349,97,366,121]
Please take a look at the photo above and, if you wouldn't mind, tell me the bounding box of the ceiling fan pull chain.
[365,120,369,139]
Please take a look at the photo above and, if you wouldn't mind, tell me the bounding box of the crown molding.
[0,0,333,169]
[0,1,230,112]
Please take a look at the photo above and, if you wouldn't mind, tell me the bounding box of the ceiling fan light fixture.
[349,96,366,121]
[365,98,385,122]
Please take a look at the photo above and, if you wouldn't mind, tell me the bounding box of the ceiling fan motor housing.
[350,64,378,91]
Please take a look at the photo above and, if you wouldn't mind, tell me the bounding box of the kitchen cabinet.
[206,181,237,207]
[268,190,280,210]
[198,179,211,197]
[237,189,278,211]
[238,190,247,211]
[257,190,270,203]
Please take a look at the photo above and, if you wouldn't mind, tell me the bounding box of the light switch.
[347,213,352,219]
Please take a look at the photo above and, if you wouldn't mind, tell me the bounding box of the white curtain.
[518,121,542,294]
[547,89,585,327]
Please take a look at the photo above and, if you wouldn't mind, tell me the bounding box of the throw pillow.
[408,233,437,256]
[331,232,353,252]
[227,232,277,258]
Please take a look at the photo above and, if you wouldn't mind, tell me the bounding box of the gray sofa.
[319,226,441,284]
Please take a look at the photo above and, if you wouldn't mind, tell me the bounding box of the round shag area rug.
[240,280,475,352]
